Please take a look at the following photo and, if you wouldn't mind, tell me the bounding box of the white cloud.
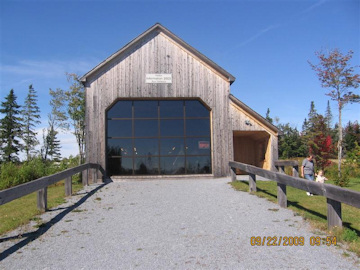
[0,58,98,79]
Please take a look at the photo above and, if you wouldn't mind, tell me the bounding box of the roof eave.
[80,23,235,85]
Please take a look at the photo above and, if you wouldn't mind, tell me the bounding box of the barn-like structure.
[80,23,278,179]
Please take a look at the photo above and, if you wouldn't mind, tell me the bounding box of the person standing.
[301,154,315,196]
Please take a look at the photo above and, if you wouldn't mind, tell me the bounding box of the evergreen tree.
[344,121,360,154]
[22,84,41,160]
[265,108,273,124]
[0,89,23,162]
[325,100,333,129]
[47,126,61,161]
[278,123,307,159]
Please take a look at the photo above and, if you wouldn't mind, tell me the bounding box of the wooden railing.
[0,163,104,211]
[229,161,360,229]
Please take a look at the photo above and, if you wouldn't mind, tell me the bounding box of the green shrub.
[0,162,20,190]
[326,163,351,187]
[342,228,358,243]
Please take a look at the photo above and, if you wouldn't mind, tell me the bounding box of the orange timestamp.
[250,236,337,246]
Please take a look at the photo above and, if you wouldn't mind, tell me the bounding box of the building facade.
[81,24,278,179]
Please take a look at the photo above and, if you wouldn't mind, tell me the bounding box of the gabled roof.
[229,94,279,134]
[80,23,236,84]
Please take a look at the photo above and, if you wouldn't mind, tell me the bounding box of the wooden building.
[80,23,278,179]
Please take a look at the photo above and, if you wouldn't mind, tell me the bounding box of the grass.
[230,177,360,256]
[0,180,83,235]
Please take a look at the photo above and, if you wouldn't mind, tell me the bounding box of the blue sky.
[1,0,359,158]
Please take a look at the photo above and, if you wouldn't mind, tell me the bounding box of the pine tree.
[0,89,23,162]
[22,84,41,160]
[265,108,273,124]
[47,126,61,161]
[325,100,333,129]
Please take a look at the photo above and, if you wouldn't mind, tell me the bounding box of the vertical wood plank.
[37,187,47,212]
[65,176,72,196]
[277,183,287,208]
[249,173,256,193]
[327,198,342,229]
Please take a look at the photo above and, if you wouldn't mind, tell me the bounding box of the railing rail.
[0,163,104,211]
[229,161,360,229]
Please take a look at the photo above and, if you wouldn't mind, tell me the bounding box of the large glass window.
[106,99,211,175]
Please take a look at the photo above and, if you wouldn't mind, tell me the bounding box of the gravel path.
[0,178,358,269]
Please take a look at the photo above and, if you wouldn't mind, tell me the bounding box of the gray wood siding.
[229,102,278,171]
[85,32,231,177]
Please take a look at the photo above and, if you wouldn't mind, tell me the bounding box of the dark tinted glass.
[185,100,209,117]
[186,156,211,174]
[160,101,184,118]
[134,120,158,137]
[134,138,159,156]
[107,101,132,119]
[134,157,159,175]
[160,138,185,156]
[186,138,211,155]
[160,157,185,175]
[160,119,184,137]
[107,139,133,156]
[134,101,158,118]
[108,157,133,175]
[186,119,210,136]
[107,120,132,137]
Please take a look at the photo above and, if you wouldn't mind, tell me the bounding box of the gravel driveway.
[0,178,358,269]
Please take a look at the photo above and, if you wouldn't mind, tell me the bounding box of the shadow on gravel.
[0,180,112,261]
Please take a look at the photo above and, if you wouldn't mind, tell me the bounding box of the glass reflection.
[160,157,185,175]
[186,156,211,174]
[134,157,159,175]
[107,139,133,156]
[186,138,211,155]
[108,157,133,175]
[160,119,184,137]
[160,101,184,118]
[107,101,132,119]
[134,138,159,156]
[134,120,158,137]
[107,120,132,137]
[185,100,209,117]
[186,119,210,136]
[134,101,158,118]
[106,99,212,175]
[160,138,185,156]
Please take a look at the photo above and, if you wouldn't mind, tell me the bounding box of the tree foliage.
[0,89,23,162]
[66,73,86,164]
[22,84,41,160]
[309,48,360,176]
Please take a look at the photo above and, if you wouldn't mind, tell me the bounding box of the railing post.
[276,165,287,208]
[93,167,97,184]
[84,167,89,186]
[277,183,287,208]
[293,165,299,177]
[249,173,256,192]
[37,187,47,212]
[65,176,72,196]
[327,198,342,229]
[230,167,237,182]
